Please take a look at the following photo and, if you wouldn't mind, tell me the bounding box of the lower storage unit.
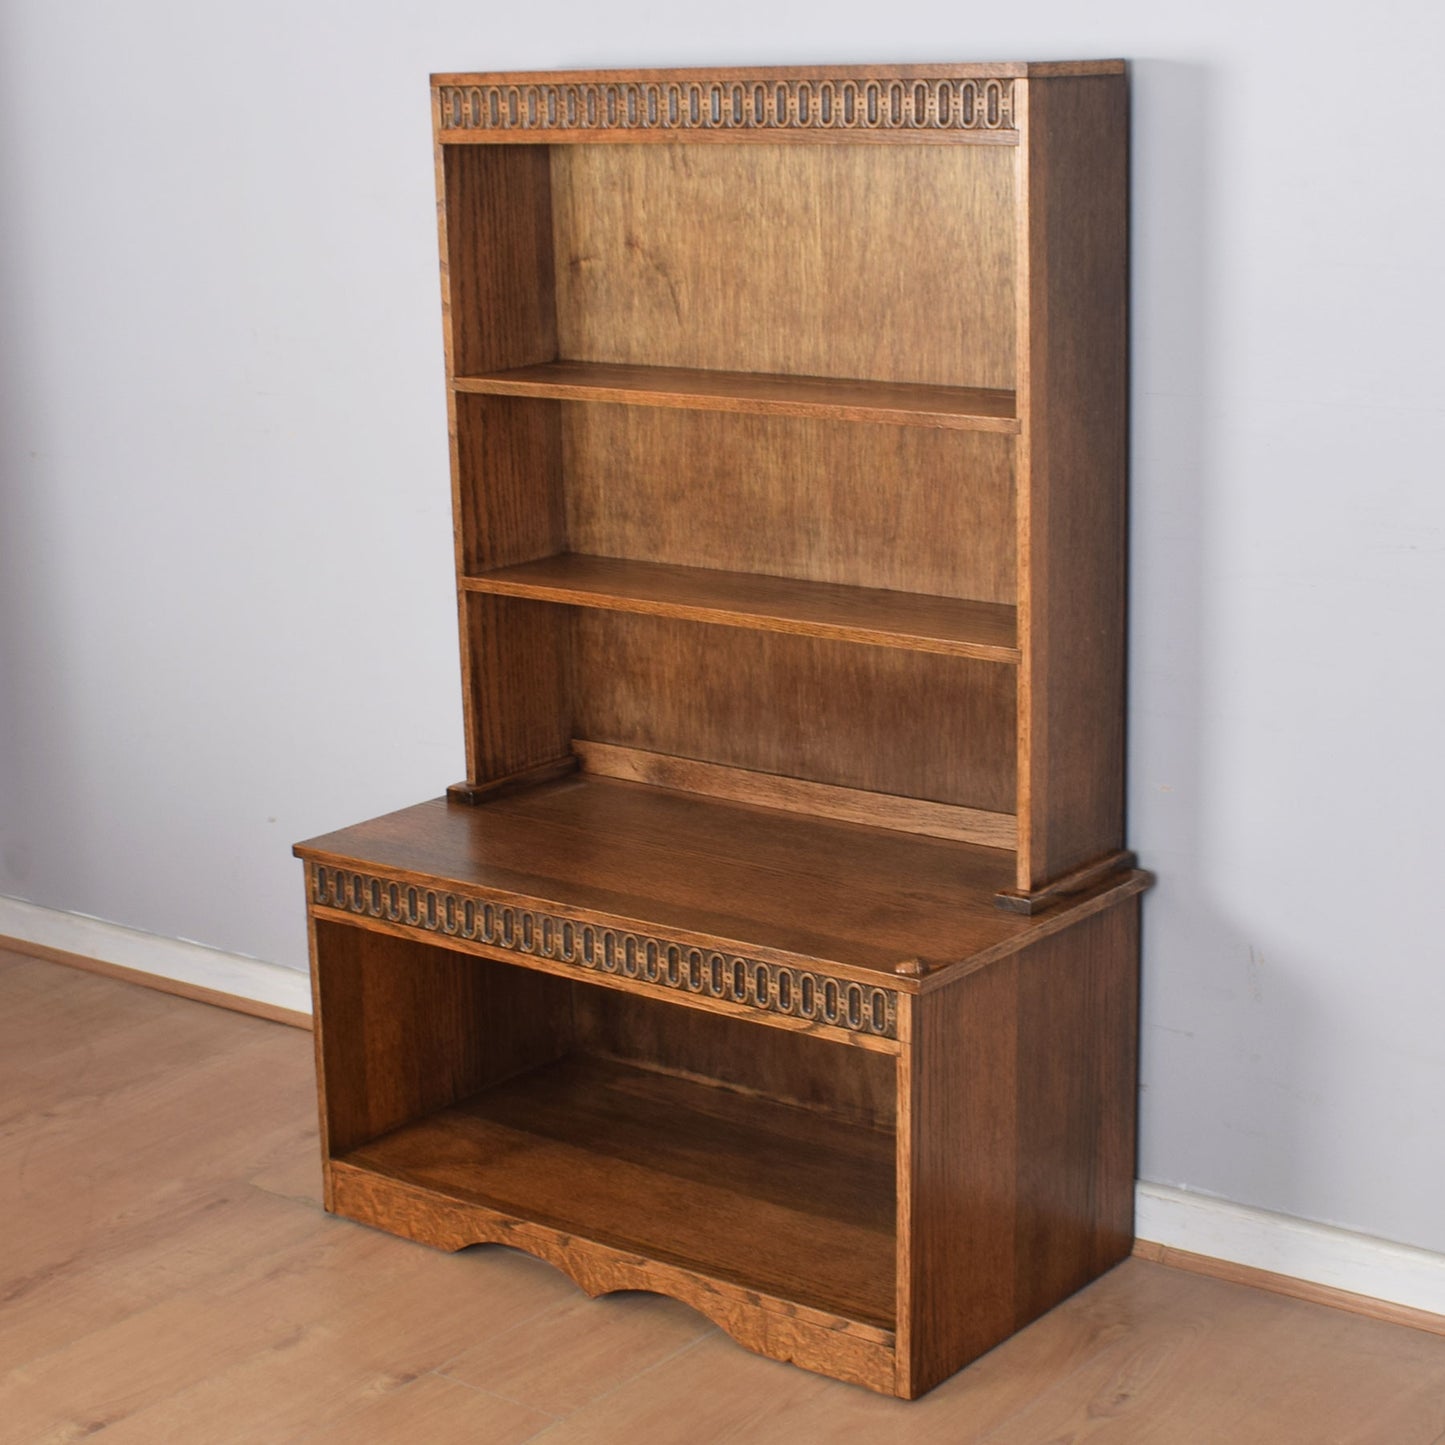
[299,787,1147,1398]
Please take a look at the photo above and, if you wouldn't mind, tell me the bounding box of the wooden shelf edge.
[461,555,1021,663]
[328,1163,898,1391]
[452,362,1020,433]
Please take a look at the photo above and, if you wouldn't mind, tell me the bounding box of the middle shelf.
[453,359,1020,432]
[461,553,1020,662]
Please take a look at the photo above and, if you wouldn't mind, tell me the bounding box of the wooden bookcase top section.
[433,60,1130,903]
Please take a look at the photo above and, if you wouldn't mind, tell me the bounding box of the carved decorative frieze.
[437,76,1015,136]
[309,863,898,1040]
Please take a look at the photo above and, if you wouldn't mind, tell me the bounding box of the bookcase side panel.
[442,144,558,376]
[311,919,573,1161]
[1016,73,1130,892]
[899,893,1139,1397]
[463,593,574,786]
[455,394,566,574]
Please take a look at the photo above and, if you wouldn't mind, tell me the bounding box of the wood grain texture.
[463,553,1019,661]
[455,360,1018,431]
[442,144,556,377]
[453,393,565,573]
[1132,1241,1445,1339]
[438,1291,713,1417]
[563,406,1016,603]
[447,753,580,805]
[573,740,1017,850]
[1015,73,1130,891]
[298,1375,553,1445]
[461,592,573,785]
[330,1165,897,1394]
[571,986,898,1129]
[337,1053,896,1326]
[994,847,1137,913]
[898,899,1139,1397]
[573,613,1017,814]
[311,921,573,1159]
[551,143,1015,388]
[0,933,311,1029]
[295,777,1083,984]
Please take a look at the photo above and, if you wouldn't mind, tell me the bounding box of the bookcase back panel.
[572,988,897,1130]
[571,612,1016,814]
[549,143,1015,389]
[563,405,1016,602]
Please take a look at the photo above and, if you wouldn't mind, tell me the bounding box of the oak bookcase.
[295,61,1149,1399]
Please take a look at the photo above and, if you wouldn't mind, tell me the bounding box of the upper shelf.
[452,361,1020,433]
[461,553,1020,662]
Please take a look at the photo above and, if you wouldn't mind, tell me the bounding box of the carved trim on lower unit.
[328,1162,897,1393]
[307,863,899,1041]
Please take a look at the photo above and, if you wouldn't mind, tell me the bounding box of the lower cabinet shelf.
[337,1053,897,1330]
[300,789,1148,1398]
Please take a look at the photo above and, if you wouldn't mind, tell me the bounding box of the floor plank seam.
[519,1327,722,1438]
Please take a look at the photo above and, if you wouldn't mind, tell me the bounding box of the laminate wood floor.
[2,948,1443,1444]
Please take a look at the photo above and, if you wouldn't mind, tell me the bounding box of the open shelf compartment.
[461,553,1020,662]
[337,1051,896,1328]
[309,910,899,1340]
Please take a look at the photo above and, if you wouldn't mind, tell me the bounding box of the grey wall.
[2,3,1442,1254]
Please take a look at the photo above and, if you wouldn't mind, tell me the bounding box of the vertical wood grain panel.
[902,951,1019,1395]
[455,394,566,574]
[444,145,557,376]
[441,144,562,782]
[564,406,1016,603]
[1012,898,1139,1322]
[1016,74,1130,891]
[572,612,1016,813]
[311,920,573,1157]
[551,144,1014,388]
[572,988,897,1130]
[900,896,1139,1396]
[464,594,573,784]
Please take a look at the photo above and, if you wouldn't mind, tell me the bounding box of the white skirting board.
[1136,1183,1445,1318]
[2,895,1441,1322]
[0,895,312,1017]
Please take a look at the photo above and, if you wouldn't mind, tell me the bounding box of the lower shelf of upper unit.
[461,553,1020,662]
